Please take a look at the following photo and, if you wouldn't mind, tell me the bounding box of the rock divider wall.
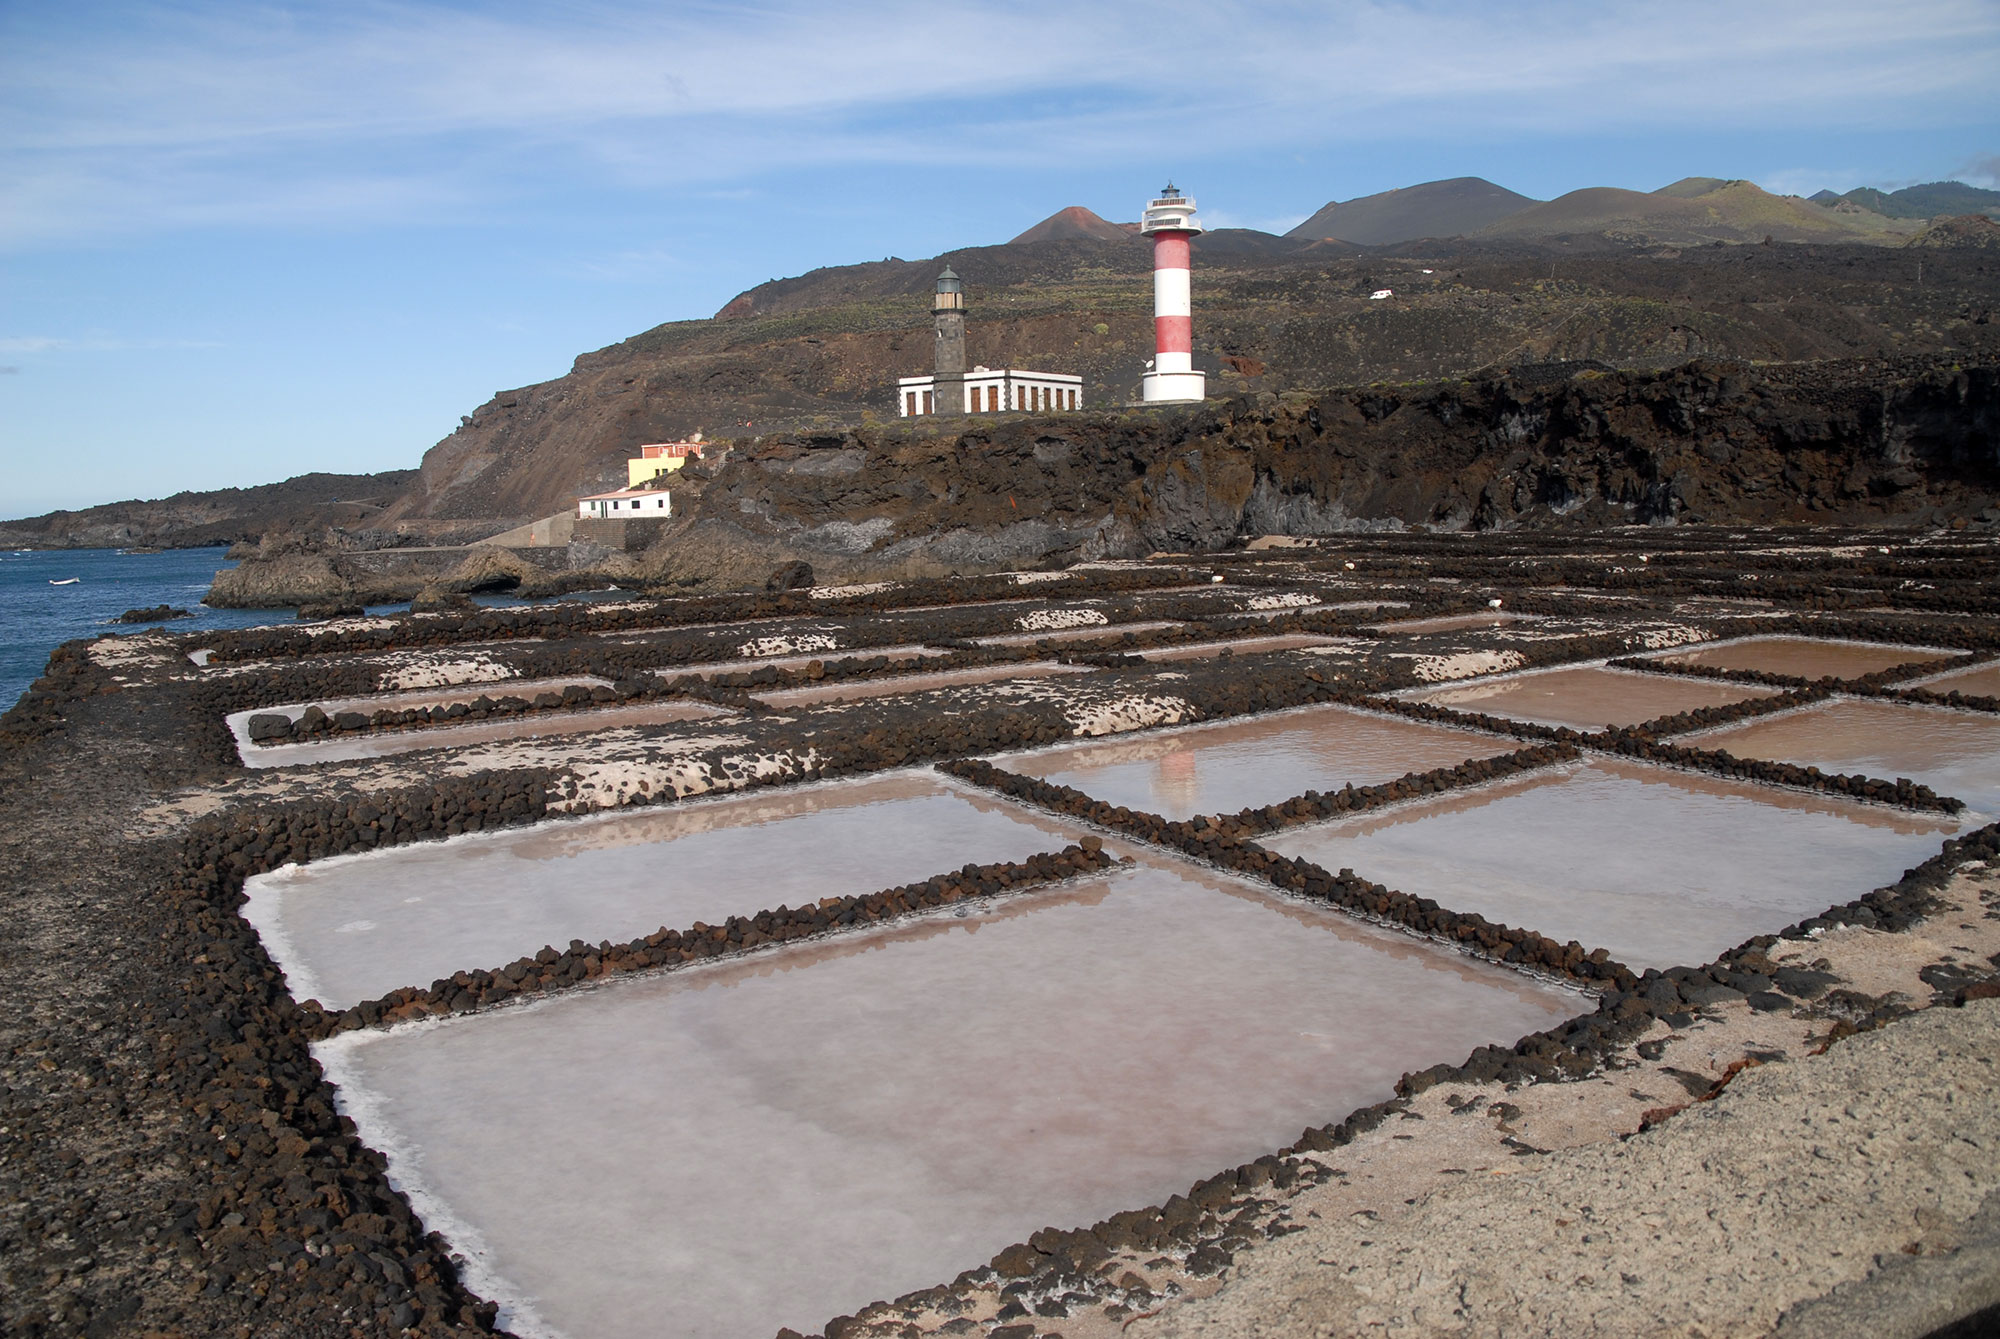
[244,676,726,746]
[937,751,1638,994]
[151,772,572,1336]
[1598,734,1964,812]
[1255,549,2000,616]
[1610,684,1834,737]
[199,568,1200,664]
[299,843,1118,1039]
[1879,682,2000,715]
[1365,693,1968,813]
[147,878,504,1335]
[1605,652,1972,692]
[229,608,1387,751]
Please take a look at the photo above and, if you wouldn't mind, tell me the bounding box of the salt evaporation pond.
[1649,635,1944,680]
[1260,757,1959,972]
[1679,698,2000,817]
[989,705,1495,821]
[1402,665,1780,732]
[232,674,612,724]
[245,773,1092,1009]
[228,697,728,768]
[754,661,1087,708]
[317,856,1576,1339]
[1909,660,2000,699]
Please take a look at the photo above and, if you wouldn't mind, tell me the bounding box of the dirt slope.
[1011,207,1137,244]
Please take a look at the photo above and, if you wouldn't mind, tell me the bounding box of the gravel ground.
[1140,997,2000,1339]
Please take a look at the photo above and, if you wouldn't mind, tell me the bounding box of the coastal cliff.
[205,356,2000,606]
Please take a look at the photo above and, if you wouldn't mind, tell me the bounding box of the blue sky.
[4,0,1997,517]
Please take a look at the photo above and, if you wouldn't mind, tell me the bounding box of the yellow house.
[627,439,705,488]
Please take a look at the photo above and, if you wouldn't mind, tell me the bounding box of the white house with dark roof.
[577,488,673,520]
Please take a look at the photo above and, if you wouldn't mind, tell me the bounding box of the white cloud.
[3,0,1996,246]
[0,335,223,353]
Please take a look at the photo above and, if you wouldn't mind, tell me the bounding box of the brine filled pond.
[988,704,1500,821]
[1260,757,1959,972]
[1646,636,1947,681]
[1401,665,1780,732]
[1680,698,2000,817]
[318,854,1577,1339]
[246,772,1095,1009]
[1908,660,2000,700]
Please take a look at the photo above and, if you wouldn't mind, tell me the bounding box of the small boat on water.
[49,577,81,586]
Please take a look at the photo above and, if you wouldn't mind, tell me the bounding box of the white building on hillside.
[897,366,1083,417]
[895,267,1083,417]
[578,488,673,520]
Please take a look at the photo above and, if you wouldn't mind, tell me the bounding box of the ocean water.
[0,547,289,711]
[0,545,653,713]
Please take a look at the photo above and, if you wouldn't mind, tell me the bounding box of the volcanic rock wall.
[204,355,1999,605]
[671,357,2000,574]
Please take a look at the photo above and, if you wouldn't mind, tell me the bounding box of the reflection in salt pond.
[318,856,1576,1339]
[1262,757,1958,973]
[1402,665,1779,732]
[1679,698,2000,818]
[990,704,1497,820]
[245,773,1090,1009]
[1648,635,1948,680]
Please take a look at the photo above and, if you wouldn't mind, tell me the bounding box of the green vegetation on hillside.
[1812,181,2000,219]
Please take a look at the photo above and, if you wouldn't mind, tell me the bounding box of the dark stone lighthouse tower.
[932,266,966,416]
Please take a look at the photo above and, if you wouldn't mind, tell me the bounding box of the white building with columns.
[895,267,1083,417]
[897,366,1083,418]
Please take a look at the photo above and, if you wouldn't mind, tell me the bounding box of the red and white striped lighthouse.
[1140,183,1205,403]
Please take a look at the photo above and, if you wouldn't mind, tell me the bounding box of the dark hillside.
[1289,177,1540,244]
[1816,181,2000,220]
[0,470,421,551]
[657,356,2000,577]
[376,235,2000,526]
